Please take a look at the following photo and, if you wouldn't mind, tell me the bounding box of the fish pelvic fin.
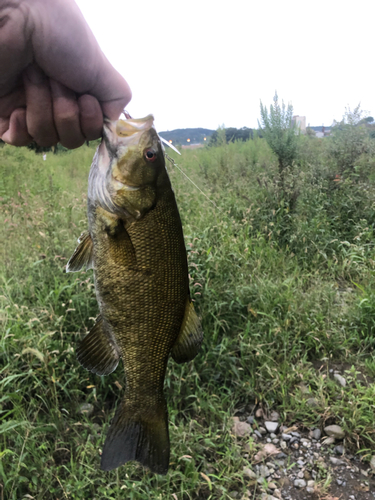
[101,397,169,474]
[66,230,94,272]
[76,316,120,376]
[171,297,203,364]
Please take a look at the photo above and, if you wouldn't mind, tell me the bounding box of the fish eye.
[144,149,157,162]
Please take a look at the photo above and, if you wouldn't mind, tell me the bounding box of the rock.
[78,403,94,416]
[265,421,279,433]
[259,426,267,434]
[306,487,314,494]
[276,452,287,459]
[291,432,300,438]
[360,469,368,477]
[254,430,262,439]
[334,373,347,387]
[281,433,292,441]
[370,455,375,471]
[324,425,345,439]
[307,480,315,487]
[268,482,277,489]
[323,437,335,445]
[297,471,304,479]
[280,441,287,450]
[246,416,255,424]
[232,419,252,437]
[297,460,305,467]
[294,479,306,488]
[243,467,257,479]
[255,408,263,418]
[270,433,277,439]
[329,457,345,466]
[334,445,345,455]
[312,428,321,440]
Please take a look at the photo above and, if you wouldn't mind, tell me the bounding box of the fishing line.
[165,153,220,211]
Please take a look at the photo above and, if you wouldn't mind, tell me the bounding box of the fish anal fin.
[101,398,169,474]
[171,298,203,364]
[66,230,94,273]
[76,316,120,376]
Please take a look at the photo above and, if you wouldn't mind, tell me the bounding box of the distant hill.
[158,128,214,145]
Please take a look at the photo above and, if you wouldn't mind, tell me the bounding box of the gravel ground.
[231,411,375,500]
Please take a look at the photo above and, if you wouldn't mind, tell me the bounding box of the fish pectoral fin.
[76,315,120,376]
[171,298,203,364]
[66,230,94,272]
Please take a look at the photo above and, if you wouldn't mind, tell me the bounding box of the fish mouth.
[104,114,154,139]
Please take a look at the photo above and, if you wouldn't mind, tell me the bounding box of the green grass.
[1,135,375,499]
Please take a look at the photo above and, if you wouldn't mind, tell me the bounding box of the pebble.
[269,411,280,422]
[232,420,253,437]
[307,480,315,487]
[291,432,301,438]
[294,479,306,488]
[323,437,335,445]
[324,425,345,439]
[265,421,279,433]
[246,416,255,425]
[259,465,270,477]
[78,403,94,416]
[334,445,345,455]
[329,456,345,466]
[312,428,321,440]
[259,426,267,434]
[297,471,304,479]
[334,373,347,387]
[254,430,263,439]
[270,433,277,439]
[306,397,319,407]
[281,433,292,441]
[371,455,375,470]
[306,487,314,494]
[243,467,257,479]
[297,460,305,467]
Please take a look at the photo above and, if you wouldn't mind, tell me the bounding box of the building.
[292,115,306,133]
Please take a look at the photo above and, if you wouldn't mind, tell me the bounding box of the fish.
[66,115,203,474]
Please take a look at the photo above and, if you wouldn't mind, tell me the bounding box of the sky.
[75,0,373,132]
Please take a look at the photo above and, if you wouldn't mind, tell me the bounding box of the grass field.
[1,131,375,499]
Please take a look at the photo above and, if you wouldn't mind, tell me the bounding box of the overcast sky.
[76,0,373,132]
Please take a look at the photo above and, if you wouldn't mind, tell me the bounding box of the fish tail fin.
[100,396,169,474]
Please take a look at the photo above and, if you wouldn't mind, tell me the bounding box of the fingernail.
[24,64,45,84]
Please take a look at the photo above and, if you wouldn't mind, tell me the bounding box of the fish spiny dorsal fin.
[66,230,93,272]
[171,297,203,364]
[76,315,120,376]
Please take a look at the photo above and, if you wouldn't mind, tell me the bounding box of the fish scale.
[67,115,203,474]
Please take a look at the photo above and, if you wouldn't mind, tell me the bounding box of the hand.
[0,0,131,148]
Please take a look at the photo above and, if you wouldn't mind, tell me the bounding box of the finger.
[0,87,26,119]
[90,54,132,120]
[78,94,103,141]
[0,117,9,136]
[23,64,58,147]
[1,108,33,146]
[50,79,85,149]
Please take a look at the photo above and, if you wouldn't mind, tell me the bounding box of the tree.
[258,92,299,190]
[327,104,373,173]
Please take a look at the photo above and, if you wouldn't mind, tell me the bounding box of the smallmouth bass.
[67,115,203,474]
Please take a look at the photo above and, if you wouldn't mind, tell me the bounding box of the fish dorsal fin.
[76,315,120,376]
[66,230,94,273]
[171,298,203,364]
